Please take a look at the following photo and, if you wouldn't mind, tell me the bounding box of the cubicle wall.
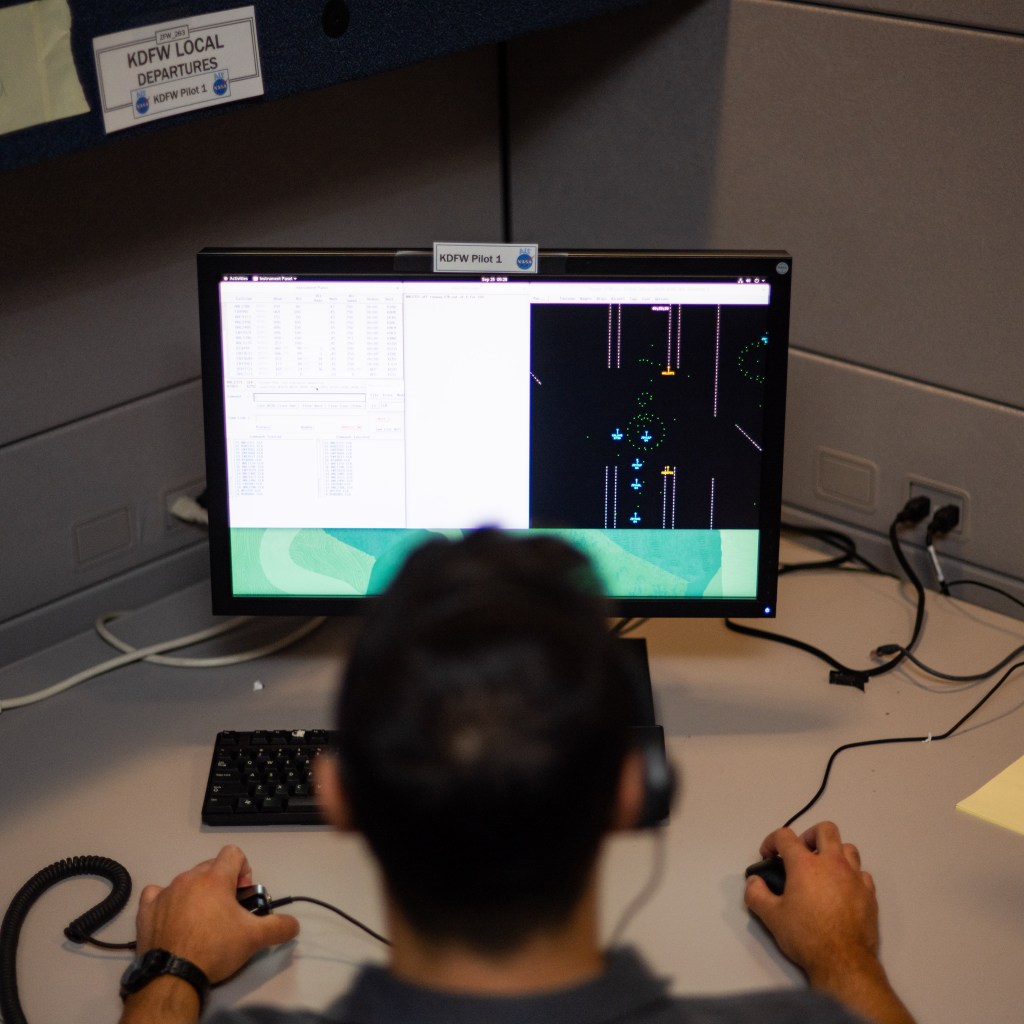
[506,0,1024,607]
[2,0,1022,666]
[0,48,505,664]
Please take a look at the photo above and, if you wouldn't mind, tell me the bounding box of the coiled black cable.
[0,856,132,1024]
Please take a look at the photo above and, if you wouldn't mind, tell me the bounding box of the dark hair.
[335,530,633,953]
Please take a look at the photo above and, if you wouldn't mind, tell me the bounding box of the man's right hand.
[744,821,916,1024]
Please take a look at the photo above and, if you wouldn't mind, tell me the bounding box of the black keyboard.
[202,729,337,826]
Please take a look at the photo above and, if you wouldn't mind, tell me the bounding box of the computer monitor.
[197,247,791,619]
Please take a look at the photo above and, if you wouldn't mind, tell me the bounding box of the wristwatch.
[119,948,210,1009]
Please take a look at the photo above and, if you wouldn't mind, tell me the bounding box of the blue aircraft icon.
[630,512,642,524]
[631,478,642,491]
[611,428,624,441]
[631,458,643,470]
[640,430,653,443]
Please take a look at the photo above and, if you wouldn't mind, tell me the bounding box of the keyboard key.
[204,796,235,814]
[287,793,321,812]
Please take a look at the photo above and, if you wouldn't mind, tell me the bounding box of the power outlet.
[908,477,969,537]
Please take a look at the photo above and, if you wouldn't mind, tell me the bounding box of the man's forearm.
[118,975,201,1024]
[807,953,916,1024]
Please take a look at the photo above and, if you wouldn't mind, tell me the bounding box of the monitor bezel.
[198,247,791,618]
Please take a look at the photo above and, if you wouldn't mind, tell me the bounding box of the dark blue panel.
[0,0,652,170]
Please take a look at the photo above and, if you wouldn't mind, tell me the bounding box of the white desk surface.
[2,545,1023,1023]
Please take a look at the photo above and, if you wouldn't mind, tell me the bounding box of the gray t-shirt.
[207,947,865,1024]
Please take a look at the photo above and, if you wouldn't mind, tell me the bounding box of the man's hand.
[120,846,300,1023]
[744,821,915,1024]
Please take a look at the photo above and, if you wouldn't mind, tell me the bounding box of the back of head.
[335,530,633,954]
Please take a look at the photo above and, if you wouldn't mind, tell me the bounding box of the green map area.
[229,528,759,600]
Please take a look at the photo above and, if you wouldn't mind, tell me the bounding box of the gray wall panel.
[785,350,1024,582]
[508,0,1024,408]
[790,0,1024,34]
[0,383,207,624]
[1,48,503,446]
[708,0,1024,407]
[1,47,504,658]
[506,0,1024,598]
[0,547,210,668]
[507,0,726,249]
[0,0,655,171]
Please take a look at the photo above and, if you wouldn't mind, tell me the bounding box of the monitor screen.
[198,248,791,617]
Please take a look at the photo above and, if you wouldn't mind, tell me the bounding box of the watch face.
[120,958,140,990]
[121,949,171,991]
[119,948,209,1007]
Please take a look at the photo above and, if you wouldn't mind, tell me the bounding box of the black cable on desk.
[728,503,931,690]
[267,896,390,946]
[782,660,1024,829]
[778,523,889,577]
[878,641,1024,684]
[944,579,1024,615]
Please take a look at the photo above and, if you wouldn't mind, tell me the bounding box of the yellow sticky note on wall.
[0,0,90,136]
[956,753,1024,836]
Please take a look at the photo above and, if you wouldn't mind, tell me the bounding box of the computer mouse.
[237,883,272,915]
[744,854,786,895]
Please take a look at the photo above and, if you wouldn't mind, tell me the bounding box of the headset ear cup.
[632,725,676,828]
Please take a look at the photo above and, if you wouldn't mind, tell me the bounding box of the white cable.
[0,617,246,712]
[0,614,326,713]
[94,613,326,667]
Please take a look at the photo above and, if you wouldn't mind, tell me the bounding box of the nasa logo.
[516,248,534,270]
[213,72,229,96]
[135,91,149,115]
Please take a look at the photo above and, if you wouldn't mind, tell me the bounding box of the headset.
[618,636,677,828]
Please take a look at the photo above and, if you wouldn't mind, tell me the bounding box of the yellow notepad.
[0,0,89,136]
[956,753,1024,836]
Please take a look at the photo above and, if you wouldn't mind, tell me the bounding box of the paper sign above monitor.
[92,6,263,133]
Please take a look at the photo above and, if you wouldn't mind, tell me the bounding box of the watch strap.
[120,948,210,1009]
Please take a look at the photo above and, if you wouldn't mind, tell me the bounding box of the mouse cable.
[781,659,1024,830]
[70,892,390,950]
[266,896,390,946]
[70,888,391,952]
[726,500,931,690]
[0,615,325,713]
